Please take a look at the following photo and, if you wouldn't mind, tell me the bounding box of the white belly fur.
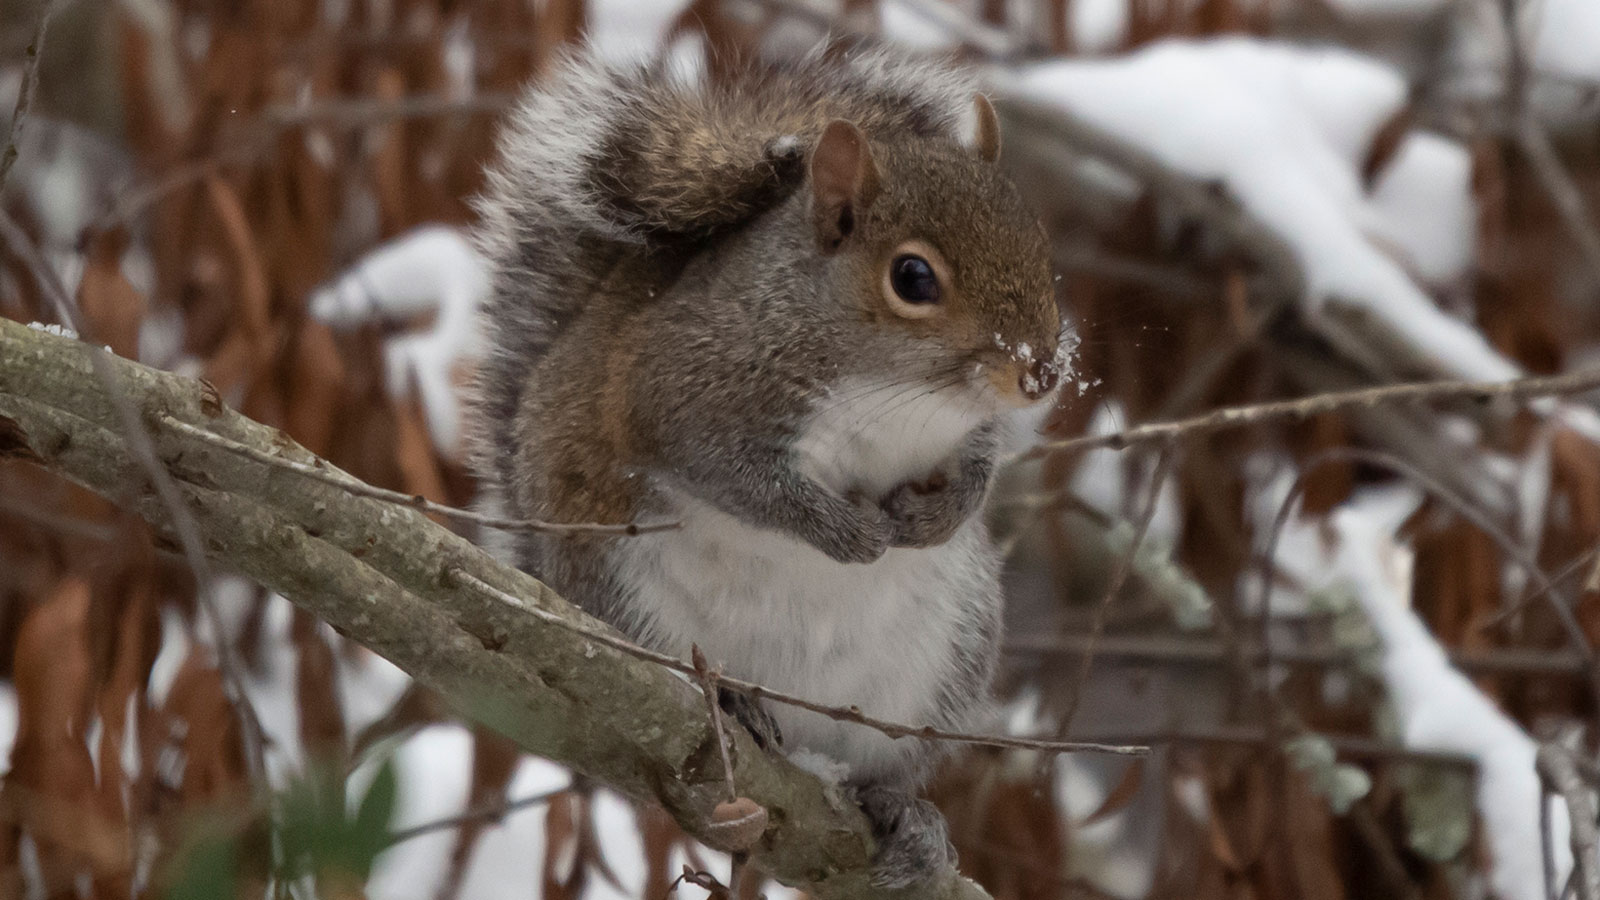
[610,379,1004,781]
[613,496,996,782]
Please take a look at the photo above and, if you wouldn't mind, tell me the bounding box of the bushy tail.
[468,43,977,488]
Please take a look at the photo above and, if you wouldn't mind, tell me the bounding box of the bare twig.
[1486,544,1600,629]
[1053,443,1177,739]
[383,786,570,848]
[0,0,62,193]
[89,93,514,235]
[1003,632,1590,679]
[1027,367,1600,458]
[257,92,515,129]
[1538,735,1599,900]
[1318,448,1590,660]
[160,415,678,537]
[1254,446,1600,740]
[691,646,738,803]
[1499,0,1600,287]
[1067,723,1475,771]
[447,568,1147,759]
[1517,121,1600,288]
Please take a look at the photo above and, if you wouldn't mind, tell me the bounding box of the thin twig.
[1545,775,1562,900]
[691,645,738,803]
[258,92,515,129]
[1323,448,1590,659]
[1066,724,1475,771]
[1264,446,1600,740]
[1053,442,1177,738]
[1486,544,1600,629]
[159,415,678,537]
[0,0,62,193]
[1517,121,1600,288]
[1026,367,1600,459]
[1500,0,1600,286]
[383,786,569,849]
[1003,632,1590,679]
[1538,734,1598,900]
[447,568,1147,759]
[89,93,513,235]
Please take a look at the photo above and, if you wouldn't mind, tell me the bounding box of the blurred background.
[3,0,1600,897]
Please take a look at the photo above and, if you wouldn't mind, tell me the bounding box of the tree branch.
[0,317,990,900]
[1026,366,1600,458]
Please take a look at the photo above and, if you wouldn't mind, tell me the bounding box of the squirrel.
[468,42,1067,889]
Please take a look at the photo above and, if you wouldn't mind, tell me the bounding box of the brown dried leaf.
[541,791,582,900]
[639,805,688,900]
[8,577,130,882]
[203,175,273,361]
[284,320,346,457]
[293,609,346,758]
[391,388,449,506]
[435,730,521,900]
[1362,106,1414,188]
[1079,758,1146,827]
[160,652,248,804]
[1204,755,1270,873]
[76,228,146,360]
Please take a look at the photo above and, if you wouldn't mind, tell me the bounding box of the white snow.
[1367,132,1476,284]
[1008,38,1520,382]
[360,722,800,900]
[1070,402,1182,543]
[1525,0,1600,83]
[0,685,18,771]
[880,0,964,51]
[365,725,569,900]
[1322,0,1450,17]
[26,322,78,339]
[1286,497,1572,900]
[1071,0,1130,54]
[587,0,692,62]
[309,225,488,457]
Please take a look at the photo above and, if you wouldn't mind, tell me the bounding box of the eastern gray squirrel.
[469,42,1067,889]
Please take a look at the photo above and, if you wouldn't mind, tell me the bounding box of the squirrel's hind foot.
[719,689,783,751]
[857,784,958,889]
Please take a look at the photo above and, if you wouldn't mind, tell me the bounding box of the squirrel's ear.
[969,93,1001,163]
[810,119,879,252]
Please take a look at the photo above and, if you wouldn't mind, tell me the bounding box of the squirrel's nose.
[1018,358,1059,402]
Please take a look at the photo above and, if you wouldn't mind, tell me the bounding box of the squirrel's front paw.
[814,494,893,565]
[857,785,958,889]
[881,473,969,548]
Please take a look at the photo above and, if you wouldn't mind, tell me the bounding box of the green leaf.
[163,833,238,900]
[349,758,400,877]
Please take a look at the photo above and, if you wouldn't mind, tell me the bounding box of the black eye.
[889,254,941,304]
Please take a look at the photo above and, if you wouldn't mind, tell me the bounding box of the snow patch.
[787,748,852,786]
[1526,0,1600,83]
[1301,500,1572,900]
[309,226,488,457]
[1009,38,1518,382]
[1368,132,1475,284]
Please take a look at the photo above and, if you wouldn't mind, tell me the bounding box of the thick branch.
[0,317,989,900]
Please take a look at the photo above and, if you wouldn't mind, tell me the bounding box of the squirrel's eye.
[889,255,941,304]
